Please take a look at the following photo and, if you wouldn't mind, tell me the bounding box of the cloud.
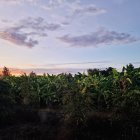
[0,17,61,48]
[29,61,110,68]
[0,0,38,4]
[0,31,38,48]
[0,0,22,5]
[113,0,128,4]
[19,17,61,31]
[48,0,67,6]
[72,4,106,16]
[0,0,65,6]
[132,62,140,64]
[47,61,109,65]
[0,0,19,1]
[58,28,139,47]
[41,1,106,24]
[0,0,19,3]
[0,0,40,6]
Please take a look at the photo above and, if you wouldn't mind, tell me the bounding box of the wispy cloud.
[1,0,106,26]
[48,0,67,6]
[19,17,61,31]
[58,28,139,47]
[27,61,110,68]
[72,4,106,17]
[0,0,20,4]
[0,0,38,4]
[41,0,106,25]
[131,62,140,64]
[0,17,61,48]
[113,0,128,5]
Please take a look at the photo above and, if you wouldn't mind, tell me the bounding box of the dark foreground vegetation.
[0,64,140,140]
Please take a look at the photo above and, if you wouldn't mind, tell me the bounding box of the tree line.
[0,64,140,124]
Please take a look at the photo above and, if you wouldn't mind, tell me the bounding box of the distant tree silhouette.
[29,71,36,77]
[2,67,10,76]
[87,68,100,76]
[126,63,134,73]
[88,67,116,77]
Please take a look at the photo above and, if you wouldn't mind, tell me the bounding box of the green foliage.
[0,80,15,121]
[1,64,140,124]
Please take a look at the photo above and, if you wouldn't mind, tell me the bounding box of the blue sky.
[0,0,140,73]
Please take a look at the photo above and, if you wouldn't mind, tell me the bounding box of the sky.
[0,0,140,74]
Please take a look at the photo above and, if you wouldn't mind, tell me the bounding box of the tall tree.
[2,67,11,76]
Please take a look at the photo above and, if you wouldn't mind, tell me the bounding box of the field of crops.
[0,64,140,140]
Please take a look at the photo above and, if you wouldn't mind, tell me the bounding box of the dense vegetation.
[0,64,140,140]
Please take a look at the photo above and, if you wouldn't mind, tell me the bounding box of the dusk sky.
[0,0,140,74]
